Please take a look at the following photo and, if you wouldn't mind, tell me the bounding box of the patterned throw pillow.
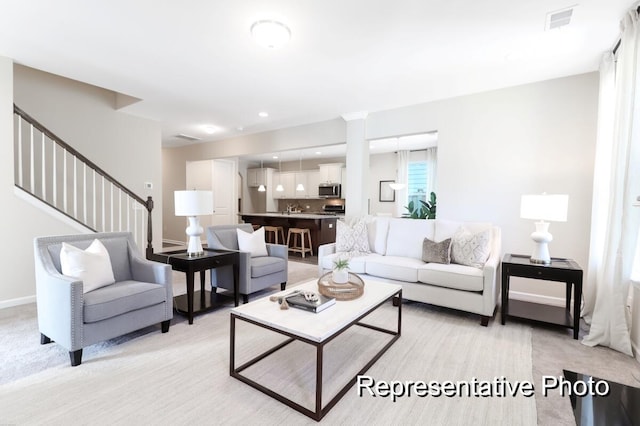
[422,237,452,264]
[336,219,370,254]
[451,227,491,268]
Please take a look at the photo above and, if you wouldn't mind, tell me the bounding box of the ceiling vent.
[175,133,201,142]
[545,6,574,31]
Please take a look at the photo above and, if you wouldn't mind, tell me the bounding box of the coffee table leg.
[315,343,323,420]
[230,314,236,375]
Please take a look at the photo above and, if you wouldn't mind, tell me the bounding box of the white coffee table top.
[231,278,401,343]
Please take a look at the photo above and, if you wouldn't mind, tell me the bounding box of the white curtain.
[394,150,409,217]
[582,6,640,356]
[425,147,438,195]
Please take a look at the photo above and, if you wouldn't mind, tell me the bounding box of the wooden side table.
[148,248,239,324]
[501,254,583,339]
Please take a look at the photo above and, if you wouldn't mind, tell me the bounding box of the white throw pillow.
[60,239,116,293]
[237,227,269,257]
[336,218,370,254]
[450,227,491,268]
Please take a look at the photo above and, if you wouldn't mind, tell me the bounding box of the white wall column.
[342,112,369,217]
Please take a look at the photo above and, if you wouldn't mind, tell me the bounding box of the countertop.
[240,212,344,220]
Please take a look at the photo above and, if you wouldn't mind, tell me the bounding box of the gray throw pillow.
[422,237,452,264]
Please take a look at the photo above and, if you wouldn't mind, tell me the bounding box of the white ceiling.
[0,1,632,149]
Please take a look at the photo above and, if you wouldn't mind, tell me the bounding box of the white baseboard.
[0,295,36,309]
[508,290,566,307]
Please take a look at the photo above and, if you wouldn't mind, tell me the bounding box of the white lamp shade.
[174,190,213,216]
[275,184,284,192]
[520,194,568,222]
[296,183,305,191]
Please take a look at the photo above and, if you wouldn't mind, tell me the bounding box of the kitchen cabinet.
[306,170,320,198]
[319,163,344,184]
[247,168,274,187]
[294,172,308,197]
[272,170,321,199]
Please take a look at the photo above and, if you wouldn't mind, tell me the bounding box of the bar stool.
[287,228,313,258]
[263,226,285,244]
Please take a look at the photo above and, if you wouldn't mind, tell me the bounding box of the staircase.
[13,105,154,256]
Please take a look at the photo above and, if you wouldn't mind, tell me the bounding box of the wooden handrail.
[14,104,148,208]
[14,104,154,255]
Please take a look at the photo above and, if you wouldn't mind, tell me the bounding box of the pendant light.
[257,159,266,192]
[389,138,406,191]
[296,153,305,191]
[276,156,284,192]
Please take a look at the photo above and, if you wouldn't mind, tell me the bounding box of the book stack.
[285,291,335,313]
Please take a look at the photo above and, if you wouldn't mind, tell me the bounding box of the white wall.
[0,63,162,307]
[369,152,396,216]
[367,72,598,300]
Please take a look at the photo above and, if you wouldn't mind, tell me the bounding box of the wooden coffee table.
[229,279,402,421]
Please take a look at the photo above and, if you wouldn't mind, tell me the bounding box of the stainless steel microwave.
[318,183,341,198]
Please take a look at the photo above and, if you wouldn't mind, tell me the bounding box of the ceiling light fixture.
[276,157,284,192]
[203,125,217,134]
[258,111,269,118]
[258,160,266,192]
[296,153,305,191]
[250,20,291,49]
[389,138,406,191]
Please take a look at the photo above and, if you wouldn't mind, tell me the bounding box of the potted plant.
[404,192,437,219]
[332,257,350,284]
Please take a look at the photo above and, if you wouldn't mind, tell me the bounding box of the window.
[405,147,437,206]
[407,161,428,205]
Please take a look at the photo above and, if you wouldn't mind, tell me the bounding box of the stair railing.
[13,105,154,257]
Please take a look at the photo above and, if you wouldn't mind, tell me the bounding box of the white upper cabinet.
[306,170,321,198]
[247,168,268,187]
[318,163,344,184]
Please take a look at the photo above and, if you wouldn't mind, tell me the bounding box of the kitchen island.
[240,213,341,255]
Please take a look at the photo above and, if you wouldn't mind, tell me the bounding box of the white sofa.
[317,217,501,325]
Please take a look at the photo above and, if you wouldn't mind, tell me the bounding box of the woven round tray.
[317,272,365,300]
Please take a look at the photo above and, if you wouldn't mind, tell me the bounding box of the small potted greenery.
[332,257,350,284]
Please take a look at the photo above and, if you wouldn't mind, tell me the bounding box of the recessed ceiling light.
[236,126,244,131]
[315,151,322,155]
[258,111,269,118]
[250,20,291,49]
[272,155,279,159]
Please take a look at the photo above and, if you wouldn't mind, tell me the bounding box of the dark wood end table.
[148,248,239,324]
[501,253,583,339]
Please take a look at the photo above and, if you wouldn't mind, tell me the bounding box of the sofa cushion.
[418,263,484,292]
[422,237,451,264]
[237,227,268,258]
[385,219,435,260]
[60,239,116,293]
[336,218,370,254]
[435,219,492,241]
[83,280,167,323]
[251,256,286,278]
[365,216,390,255]
[320,251,376,274]
[365,256,423,282]
[451,227,492,268]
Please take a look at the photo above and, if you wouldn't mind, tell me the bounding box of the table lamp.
[520,194,568,264]
[174,190,214,257]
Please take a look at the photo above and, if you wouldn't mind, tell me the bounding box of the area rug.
[0,281,536,425]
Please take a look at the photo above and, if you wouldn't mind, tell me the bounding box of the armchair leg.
[242,294,249,304]
[70,349,83,367]
[40,333,52,345]
[280,282,287,291]
[161,320,171,333]
[480,315,490,327]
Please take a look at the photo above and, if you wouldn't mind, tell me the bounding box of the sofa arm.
[317,243,337,276]
[481,226,502,315]
[130,255,172,287]
[267,243,288,260]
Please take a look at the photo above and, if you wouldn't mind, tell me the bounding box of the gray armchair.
[206,224,287,303]
[33,232,173,366]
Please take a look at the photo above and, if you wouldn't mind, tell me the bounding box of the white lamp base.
[185,216,204,257]
[530,221,553,264]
